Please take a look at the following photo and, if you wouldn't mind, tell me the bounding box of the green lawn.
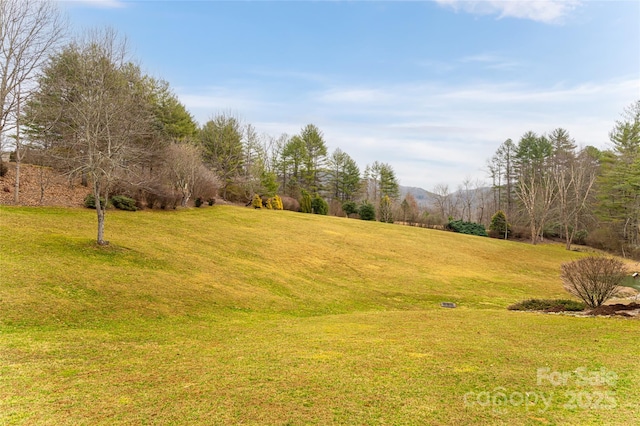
[1,205,638,425]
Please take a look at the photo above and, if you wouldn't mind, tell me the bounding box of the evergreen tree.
[327,148,360,201]
[199,114,244,200]
[299,124,327,193]
[489,210,509,239]
[311,194,328,215]
[358,201,376,221]
[597,100,640,248]
[300,190,312,213]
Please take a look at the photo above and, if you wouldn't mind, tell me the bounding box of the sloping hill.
[0,205,637,425]
[0,162,88,207]
[0,205,580,325]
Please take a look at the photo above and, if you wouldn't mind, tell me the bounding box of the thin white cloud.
[434,0,582,24]
[177,76,638,190]
[459,53,522,70]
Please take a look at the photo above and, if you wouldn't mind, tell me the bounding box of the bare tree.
[163,142,203,207]
[552,147,598,250]
[0,0,65,202]
[515,132,557,244]
[458,176,476,222]
[26,29,154,245]
[431,183,458,222]
[561,257,626,308]
[474,178,488,225]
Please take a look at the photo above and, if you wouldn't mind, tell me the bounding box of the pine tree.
[489,210,509,239]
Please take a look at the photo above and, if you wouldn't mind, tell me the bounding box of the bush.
[447,220,488,237]
[508,299,585,312]
[110,195,137,211]
[561,256,627,308]
[271,195,283,210]
[585,226,620,252]
[84,193,107,209]
[573,229,588,245]
[251,193,262,209]
[280,196,300,212]
[0,160,7,177]
[207,198,215,206]
[300,190,312,213]
[311,195,328,215]
[194,197,203,207]
[358,202,376,221]
[489,210,510,239]
[342,200,358,217]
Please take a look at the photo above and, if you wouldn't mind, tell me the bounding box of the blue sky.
[60,0,639,190]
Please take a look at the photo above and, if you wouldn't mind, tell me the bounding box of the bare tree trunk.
[94,180,108,245]
[13,91,21,204]
[96,205,107,245]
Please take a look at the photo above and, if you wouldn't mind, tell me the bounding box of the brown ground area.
[0,162,90,207]
[587,302,640,318]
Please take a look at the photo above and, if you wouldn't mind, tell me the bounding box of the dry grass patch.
[1,205,638,425]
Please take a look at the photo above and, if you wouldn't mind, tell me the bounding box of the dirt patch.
[1,162,92,207]
[587,303,640,318]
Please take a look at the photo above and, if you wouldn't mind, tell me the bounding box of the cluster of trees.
[4,2,637,256]
[485,101,640,255]
[389,100,639,259]
[0,0,401,244]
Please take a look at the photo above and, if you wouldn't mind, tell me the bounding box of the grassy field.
[0,205,638,425]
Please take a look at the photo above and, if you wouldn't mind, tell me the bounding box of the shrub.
[110,195,137,211]
[447,220,488,237]
[561,256,627,308]
[585,226,620,252]
[300,190,312,213]
[342,200,358,217]
[358,202,376,221]
[272,195,283,210]
[207,198,215,206]
[280,196,300,212]
[311,195,328,215]
[251,193,262,209]
[489,210,510,239]
[194,197,203,207]
[84,193,107,209]
[508,299,585,312]
[573,229,588,245]
[0,160,7,177]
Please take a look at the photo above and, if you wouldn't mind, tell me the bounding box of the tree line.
[484,101,640,256]
[2,1,638,257]
[420,101,639,257]
[0,1,400,244]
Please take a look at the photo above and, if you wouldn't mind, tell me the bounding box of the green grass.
[1,205,638,425]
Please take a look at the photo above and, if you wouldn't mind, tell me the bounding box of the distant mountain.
[399,185,435,207]
[399,184,494,211]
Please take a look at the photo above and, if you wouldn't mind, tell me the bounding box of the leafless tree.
[163,142,203,207]
[26,28,154,244]
[561,256,626,308]
[517,166,556,244]
[0,0,65,202]
[431,183,458,222]
[552,147,598,250]
[474,178,488,225]
[458,176,476,222]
